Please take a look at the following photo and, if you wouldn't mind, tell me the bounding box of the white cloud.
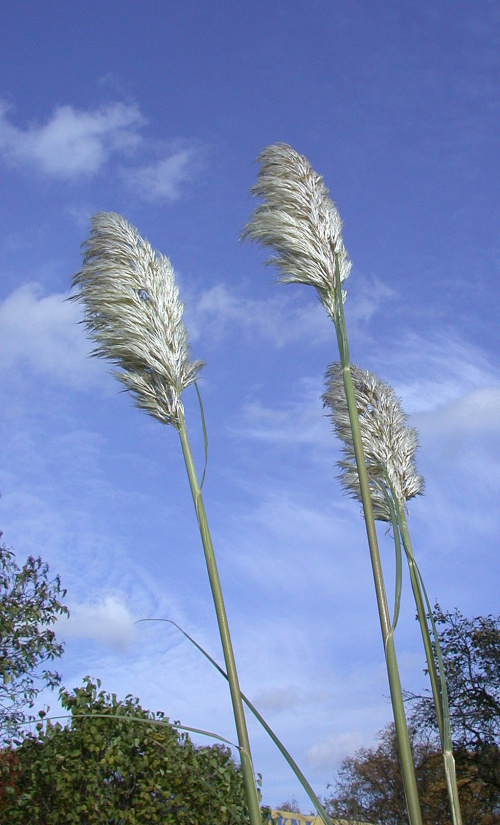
[379,332,500,415]
[237,394,330,447]
[417,386,500,436]
[65,203,99,229]
[0,283,102,387]
[186,273,398,350]
[346,275,397,326]
[0,100,202,200]
[0,100,145,179]
[124,147,199,202]
[61,594,136,652]
[305,732,364,770]
[357,331,500,442]
[187,283,332,347]
[252,686,330,713]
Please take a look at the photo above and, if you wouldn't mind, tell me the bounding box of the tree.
[325,723,500,825]
[276,798,302,813]
[0,678,267,824]
[325,607,500,825]
[0,531,68,741]
[325,724,449,825]
[408,604,500,796]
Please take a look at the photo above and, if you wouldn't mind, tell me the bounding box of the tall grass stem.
[177,413,262,825]
[72,213,262,825]
[333,273,423,825]
[339,367,423,825]
[244,145,423,825]
[398,509,463,825]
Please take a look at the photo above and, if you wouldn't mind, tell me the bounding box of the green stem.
[332,273,423,825]
[398,508,463,825]
[383,490,403,630]
[177,413,262,825]
[397,508,444,737]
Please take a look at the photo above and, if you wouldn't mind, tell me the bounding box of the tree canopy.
[325,606,500,825]
[409,605,500,780]
[0,531,68,741]
[0,678,266,824]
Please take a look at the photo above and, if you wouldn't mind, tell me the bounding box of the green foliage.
[0,678,266,824]
[0,531,68,741]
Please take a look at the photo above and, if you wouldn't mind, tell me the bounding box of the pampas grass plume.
[242,143,351,320]
[323,362,424,520]
[72,212,202,429]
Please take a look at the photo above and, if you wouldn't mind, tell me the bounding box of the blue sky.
[1,0,499,810]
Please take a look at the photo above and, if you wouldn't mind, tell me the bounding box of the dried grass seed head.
[72,212,202,428]
[242,143,351,320]
[323,363,424,521]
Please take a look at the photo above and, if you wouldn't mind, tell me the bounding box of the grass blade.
[138,618,333,825]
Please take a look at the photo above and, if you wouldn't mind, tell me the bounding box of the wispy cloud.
[0,100,144,179]
[252,686,330,713]
[251,686,305,713]
[346,275,397,326]
[0,283,102,388]
[305,732,364,770]
[236,393,330,448]
[186,272,397,350]
[227,328,500,466]
[187,283,332,347]
[124,146,201,202]
[358,330,500,421]
[417,386,500,436]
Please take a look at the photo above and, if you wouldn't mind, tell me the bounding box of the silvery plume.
[72,212,202,429]
[242,143,351,321]
[323,363,424,521]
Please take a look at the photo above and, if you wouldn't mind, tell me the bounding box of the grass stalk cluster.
[244,143,463,824]
[71,144,463,824]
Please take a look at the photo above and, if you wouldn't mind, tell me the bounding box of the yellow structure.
[270,812,373,825]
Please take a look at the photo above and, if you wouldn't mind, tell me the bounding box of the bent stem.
[177,412,262,825]
[398,508,463,825]
[334,272,423,825]
[143,618,333,825]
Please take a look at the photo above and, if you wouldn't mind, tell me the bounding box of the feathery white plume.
[242,143,351,320]
[323,363,424,521]
[72,212,202,428]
